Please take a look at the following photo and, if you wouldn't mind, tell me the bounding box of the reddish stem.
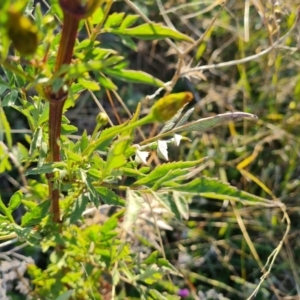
[47,11,80,223]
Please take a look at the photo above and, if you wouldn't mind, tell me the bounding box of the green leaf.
[121,36,137,51]
[152,168,190,191]
[133,159,204,187]
[61,124,78,135]
[69,194,88,224]
[78,78,100,91]
[104,136,129,177]
[87,168,102,179]
[97,75,117,90]
[154,193,181,219]
[167,177,268,203]
[175,112,258,133]
[0,214,8,222]
[2,89,18,106]
[101,214,118,232]
[120,167,147,179]
[0,194,14,223]
[120,15,139,29]
[94,187,125,206]
[0,83,9,95]
[64,148,84,162]
[136,265,163,284]
[25,162,67,175]
[12,224,42,245]
[104,12,125,28]
[159,104,188,134]
[108,23,193,43]
[55,290,74,300]
[80,130,89,152]
[173,191,189,220]
[21,200,51,227]
[8,190,22,212]
[0,107,12,149]
[38,102,50,125]
[83,121,129,156]
[29,127,43,155]
[103,69,164,87]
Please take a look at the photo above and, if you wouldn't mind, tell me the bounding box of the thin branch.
[181,9,300,76]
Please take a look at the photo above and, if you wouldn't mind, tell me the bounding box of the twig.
[181,9,300,76]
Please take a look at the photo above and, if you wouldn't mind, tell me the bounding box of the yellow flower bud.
[6,10,38,56]
[151,92,193,121]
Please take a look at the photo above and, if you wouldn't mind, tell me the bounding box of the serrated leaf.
[8,190,22,212]
[175,112,258,133]
[175,107,195,127]
[109,23,193,43]
[104,12,125,28]
[120,166,147,178]
[103,69,164,87]
[95,187,125,206]
[21,200,51,226]
[159,105,187,134]
[168,177,267,203]
[120,14,139,29]
[152,193,181,219]
[133,159,204,187]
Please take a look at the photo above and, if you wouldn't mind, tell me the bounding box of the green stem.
[0,59,34,83]
[82,109,154,157]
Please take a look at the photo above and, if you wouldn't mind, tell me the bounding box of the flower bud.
[59,0,104,20]
[6,10,38,55]
[96,112,108,126]
[151,92,193,121]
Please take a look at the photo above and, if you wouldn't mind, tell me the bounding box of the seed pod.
[59,0,104,20]
[151,92,194,121]
[6,10,38,55]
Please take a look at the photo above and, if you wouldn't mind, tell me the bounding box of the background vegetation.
[1,0,300,299]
